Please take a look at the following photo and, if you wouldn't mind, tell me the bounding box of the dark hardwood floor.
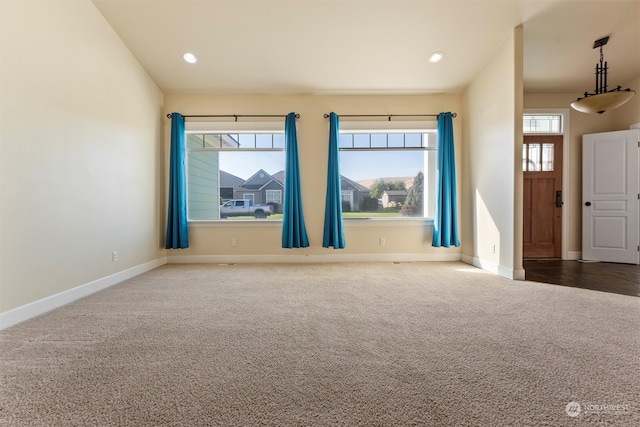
[523,259,640,297]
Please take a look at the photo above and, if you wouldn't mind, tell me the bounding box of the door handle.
[585,201,592,206]
[555,190,563,208]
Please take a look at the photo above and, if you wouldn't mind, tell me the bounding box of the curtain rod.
[166,113,300,121]
[323,113,456,121]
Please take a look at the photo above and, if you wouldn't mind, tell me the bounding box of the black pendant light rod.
[166,113,300,121]
[323,113,457,121]
[595,48,608,94]
[593,36,609,95]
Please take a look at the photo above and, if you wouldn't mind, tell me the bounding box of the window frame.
[523,114,563,134]
[184,121,286,222]
[337,120,438,221]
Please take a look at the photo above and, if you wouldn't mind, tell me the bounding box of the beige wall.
[462,26,524,279]
[0,0,165,313]
[524,74,638,257]
[612,75,640,130]
[164,93,463,262]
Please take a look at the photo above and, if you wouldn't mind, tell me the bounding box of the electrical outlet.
[112,251,118,262]
[490,244,496,254]
[379,237,386,246]
[231,238,237,247]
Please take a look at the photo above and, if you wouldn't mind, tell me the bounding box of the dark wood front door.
[523,135,563,258]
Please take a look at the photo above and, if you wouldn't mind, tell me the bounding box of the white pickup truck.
[220,199,273,219]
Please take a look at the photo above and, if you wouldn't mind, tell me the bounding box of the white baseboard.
[0,257,167,331]
[507,266,526,281]
[461,254,499,275]
[461,254,524,280]
[168,252,462,264]
[567,251,582,260]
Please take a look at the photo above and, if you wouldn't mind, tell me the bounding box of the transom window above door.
[523,114,563,134]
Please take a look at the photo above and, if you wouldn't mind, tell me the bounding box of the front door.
[582,130,639,264]
[523,135,563,258]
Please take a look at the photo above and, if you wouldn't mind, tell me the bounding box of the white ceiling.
[92,0,640,96]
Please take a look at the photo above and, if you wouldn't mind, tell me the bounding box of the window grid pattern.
[187,132,284,150]
[523,142,554,172]
[266,190,282,204]
[523,115,562,134]
[339,132,432,150]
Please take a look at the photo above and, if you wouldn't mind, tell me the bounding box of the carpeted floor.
[0,262,638,426]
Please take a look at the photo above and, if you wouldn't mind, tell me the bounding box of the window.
[186,131,285,220]
[338,123,437,219]
[341,190,354,211]
[241,193,255,205]
[523,142,555,172]
[265,189,282,205]
[523,114,562,134]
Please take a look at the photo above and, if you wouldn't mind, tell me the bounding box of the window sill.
[187,218,434,227]
[343,217,434,227]
[188,220,283,228]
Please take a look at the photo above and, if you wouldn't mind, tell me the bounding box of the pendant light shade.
[571,89,636,114]
[571,36,635,114]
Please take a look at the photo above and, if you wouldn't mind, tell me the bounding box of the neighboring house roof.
[219,170,245,188]
[341,176,371,192]
[236,169,284,191]
[257,178,284,191]
[271,170,285,185]
[241,169,274,189]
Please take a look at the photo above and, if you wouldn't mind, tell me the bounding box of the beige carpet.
[0,262,638,426]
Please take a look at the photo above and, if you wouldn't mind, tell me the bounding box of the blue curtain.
[165,112,189,249]
[432,112,460,247]
[322,112,345,249]
[282,112,309,248]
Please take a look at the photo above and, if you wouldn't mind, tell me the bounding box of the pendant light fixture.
[570,36,635,114]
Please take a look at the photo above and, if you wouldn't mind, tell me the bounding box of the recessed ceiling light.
[429,51,444,63]
[183,52,197,64]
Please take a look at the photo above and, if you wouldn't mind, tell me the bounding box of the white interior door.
[582,130,639,264]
